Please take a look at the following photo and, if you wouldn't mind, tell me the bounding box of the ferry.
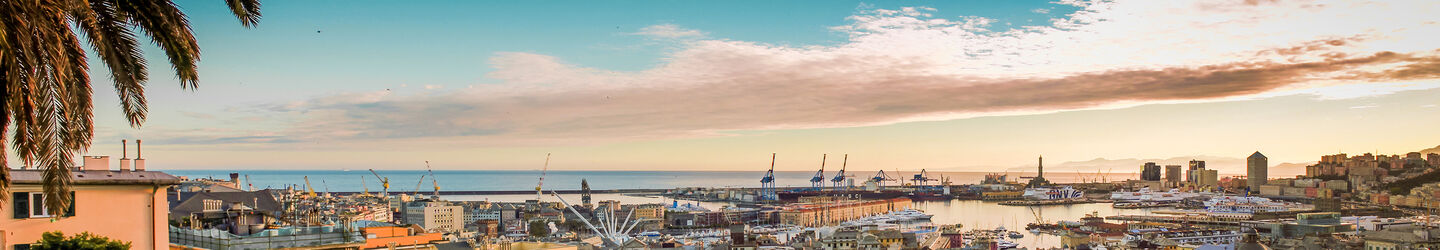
[1109,187,1203,202]
[1022,186,1084,200]
[1204,195,1300,214]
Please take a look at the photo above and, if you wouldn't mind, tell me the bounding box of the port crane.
[361,176,370,196]
[369,169,390,197]
[871,170,894,186]
[760,153,777,201]
[303,176,317,198]
[412,174,427,196]
[322,179,331,197]
[244,175,253,191]
[911,169,937,186]
[426,161,440,197]
[830,154,853,190]
[536,153,551,201]
[809,154,827,189]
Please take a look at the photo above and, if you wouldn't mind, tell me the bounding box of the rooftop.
[8,169,179,186]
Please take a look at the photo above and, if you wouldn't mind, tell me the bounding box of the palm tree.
[1,0,260,217]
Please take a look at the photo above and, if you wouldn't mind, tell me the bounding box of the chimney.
[82,156,111,171]
[120,139,132,172]
[134,139,146,171]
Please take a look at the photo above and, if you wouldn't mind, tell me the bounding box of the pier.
[1104,215,1266,227]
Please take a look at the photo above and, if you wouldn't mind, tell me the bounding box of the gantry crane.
[760,153,777,201]
[810,154,827,189]
[911,169,937,186]
[369,169,390,197]
[831,154,852,190]
[871,170,894,186]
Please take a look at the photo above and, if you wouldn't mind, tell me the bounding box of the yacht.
[889,209,934,221]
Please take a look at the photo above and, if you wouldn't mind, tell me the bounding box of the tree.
[30,231,131,250]
[528,220,549,238]
[0,0,260,216]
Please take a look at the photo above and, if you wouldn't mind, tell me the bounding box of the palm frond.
[225,0,262,28]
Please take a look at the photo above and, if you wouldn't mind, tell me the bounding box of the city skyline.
[39,0,1440,171]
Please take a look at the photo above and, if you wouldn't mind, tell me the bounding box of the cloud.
[632,24,706,39]
[243,0,1440,146]
[1032,8,1051,14]
[424,84,444,90]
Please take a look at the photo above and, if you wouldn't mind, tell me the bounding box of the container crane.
[536,153,551,201]
[911,169,937,186]
[831,154,852,190]
[760,153,777,201]
[369,169,390,197]
[809,154,827,189]
[871,170,894,186]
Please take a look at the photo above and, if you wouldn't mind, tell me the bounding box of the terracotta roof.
[8,169,180,185]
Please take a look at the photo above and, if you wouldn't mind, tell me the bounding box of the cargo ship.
[776,189,909,201]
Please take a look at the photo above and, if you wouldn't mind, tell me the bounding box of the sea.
[166,169,1156,249]
[164,169,1141,192]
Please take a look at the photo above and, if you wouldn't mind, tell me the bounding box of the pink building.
[2,155,178,250]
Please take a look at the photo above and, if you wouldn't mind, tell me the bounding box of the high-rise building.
[1186,160,1206,183]
[1165,165,1183,183]
[1198,169,1220,187]
[1248,151,1268,190]
[1141,162,1162,181]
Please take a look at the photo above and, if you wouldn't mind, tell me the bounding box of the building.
[777,198,911,227]
[1164,165,1183,184]
[1263,212,1355,239]
[403,200,464,233]
[3,152,178,250]
[1429,153,1439,168]
[360,225,445,249]
[1197,169,1219,187]
[1248,152,1268,190]
[1362,226,1440,250]
[1141,162,1162,181]
[1186,160,1206,183]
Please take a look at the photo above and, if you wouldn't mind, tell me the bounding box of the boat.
[1113,201,1170,209]
[1007,231,1023,238]
[1109,187,1204,202]
[1203,195,1299,214]
[777,189,908,201]
[1022,186,1084,200]
[890,209,934,221]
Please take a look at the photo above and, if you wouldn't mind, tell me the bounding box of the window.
[30,193,50,217]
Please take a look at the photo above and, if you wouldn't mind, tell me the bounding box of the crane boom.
[369,169,390,197]
[427,161,440,197]
[303,176,317,197]
[362,176,370,196]
[537,153,551,201]
[414,175,427,195]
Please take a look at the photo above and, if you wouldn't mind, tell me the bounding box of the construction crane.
[361,176,370,196]
[760,153,777,201]
[426,161,440,197]
[244,175,253,191]
[322,179,331,197]
[369,169,390,197]
[536,153,551,201]
[809,154,827,189]
[303,176,317,198]
[831,154,852,190]
[413,174,427,196]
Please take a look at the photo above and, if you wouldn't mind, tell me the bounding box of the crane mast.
[303,176,317,198]
[537,153,551,201]
[426,161,440,197]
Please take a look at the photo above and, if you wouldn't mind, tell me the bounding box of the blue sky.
[69,0,1440,172]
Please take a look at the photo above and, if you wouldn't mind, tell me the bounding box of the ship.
[776,189,908,201]
[1109,187,1203,202]
[1021,186,1084,200]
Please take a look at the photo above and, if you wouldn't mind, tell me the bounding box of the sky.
[54,0,1440,173]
